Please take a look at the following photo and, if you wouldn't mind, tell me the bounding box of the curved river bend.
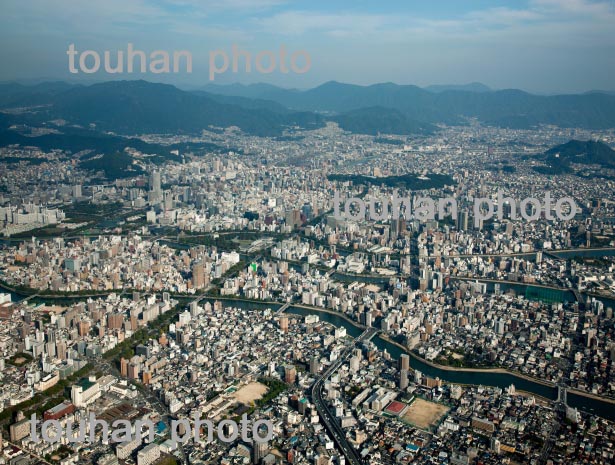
[199,298,615,422]
[4,287,615,421]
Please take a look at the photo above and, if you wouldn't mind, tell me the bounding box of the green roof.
[77,378,95,390]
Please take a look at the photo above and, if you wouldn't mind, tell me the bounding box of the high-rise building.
[349,356,360,373]
[127,362,140,380]
[192,261,205,289]
[309,357,320,375]
[78,320,90,337]
[56,341,67,360]
[279,315,289,332]
[148,170,162,204]
[458,210,469,231]
[284,209,302,229]
[253,441,269,464]
[108,313,123,330]
[150,170,161,194]
[400,354,410,371]
[400,369,409,390]
[391,218,400,239]
[285,365,297,384]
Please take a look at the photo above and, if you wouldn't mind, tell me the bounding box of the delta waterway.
[193,297,615,422]
[3,245,615,421]
[3,287,615,421]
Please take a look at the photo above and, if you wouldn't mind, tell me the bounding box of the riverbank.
[290,304,369,330]
[378,334,556,388]
[283,304,615,416]
[4,285,615,418]
[451,275,567,292]
[200,295,281,307]
[568,388,615,405]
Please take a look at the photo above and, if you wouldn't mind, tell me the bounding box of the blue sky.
[1,0,614,93]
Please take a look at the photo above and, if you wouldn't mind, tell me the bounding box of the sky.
[1,0,615,93]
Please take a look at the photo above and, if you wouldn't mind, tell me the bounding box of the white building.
[137,444,160,465]
[70,378,101,407]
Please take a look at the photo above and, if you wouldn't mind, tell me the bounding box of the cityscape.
[2,1,615,465]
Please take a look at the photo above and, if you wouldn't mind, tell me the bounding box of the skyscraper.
[149,170,162,203]
[400,354,410,371]
[192,261,205,289]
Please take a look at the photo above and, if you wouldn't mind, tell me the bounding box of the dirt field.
[403,398,449,429]
[233,382,268,404]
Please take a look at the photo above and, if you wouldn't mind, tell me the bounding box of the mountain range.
[0,80,615,139]
[0,80,323,137]
[424,82,492,93]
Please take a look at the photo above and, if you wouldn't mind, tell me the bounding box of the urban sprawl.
[1,122,615,465]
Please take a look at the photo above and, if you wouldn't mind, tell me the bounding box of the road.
[90,289,213,465]
[310,327,378,465]
[539,412,561,463]
[450,275,570,292]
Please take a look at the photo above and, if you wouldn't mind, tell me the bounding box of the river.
[195,297,615,422]
[3,285,615,421]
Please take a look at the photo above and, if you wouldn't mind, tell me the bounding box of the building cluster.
[0,292,176,412]
[0,237,241,293]
[1,122,615,464]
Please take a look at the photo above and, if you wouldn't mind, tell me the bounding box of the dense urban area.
[2,119,615,465]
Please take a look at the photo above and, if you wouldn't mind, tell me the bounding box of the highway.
[310,327,378,465]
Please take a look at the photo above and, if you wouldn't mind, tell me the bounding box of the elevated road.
[311,327,378,465]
